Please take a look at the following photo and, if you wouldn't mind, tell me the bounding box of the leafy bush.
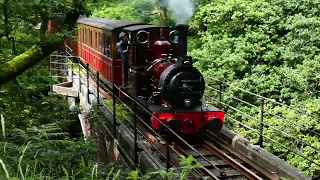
[91,0,159,24]
[188,0,320,175]
[189,0,320,101]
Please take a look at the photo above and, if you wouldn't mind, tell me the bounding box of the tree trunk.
[0,13,79,86]
[158,0,169,26]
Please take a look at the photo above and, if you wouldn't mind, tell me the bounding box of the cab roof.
[122,24,172,32]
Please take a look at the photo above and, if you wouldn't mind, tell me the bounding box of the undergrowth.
[0,111,201,179]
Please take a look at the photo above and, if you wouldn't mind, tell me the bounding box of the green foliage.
[104,99,134,126]
[90,0,179,26]
[190,0,320,100]
[91,0,158,24]
[179,155,202,180]
[189,0,320,176]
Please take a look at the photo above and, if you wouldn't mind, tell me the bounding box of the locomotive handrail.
[146,58,162,71]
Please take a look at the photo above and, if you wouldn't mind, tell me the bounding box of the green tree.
[188,0,320,175]
[189,0,320,102]
[0,0,92,86]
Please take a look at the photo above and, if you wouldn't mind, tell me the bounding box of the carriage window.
[101,33,104,53]
[87,29,89,44]
[98,33,101,52]
[84,29,86,44]
[82,29,85,43]
[95,32,97,49]
[103,33,111,57]
[103,33,107,55]
[89,30,92,47]
[107,36,111,57]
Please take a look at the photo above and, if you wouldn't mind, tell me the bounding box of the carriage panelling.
[78,23,117,86]
[73,17,151,90]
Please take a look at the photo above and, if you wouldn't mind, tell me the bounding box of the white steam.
[163,0,195,24]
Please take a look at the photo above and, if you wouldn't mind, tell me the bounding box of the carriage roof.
[77,16,148,31]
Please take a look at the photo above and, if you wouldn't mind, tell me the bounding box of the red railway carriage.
[68,16,148,88]
[49,15,225,135]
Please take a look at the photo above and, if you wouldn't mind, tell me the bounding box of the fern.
[28,123,69,140]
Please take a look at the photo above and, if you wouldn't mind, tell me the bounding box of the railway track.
[172,132,280,180]
[74,65,280,180]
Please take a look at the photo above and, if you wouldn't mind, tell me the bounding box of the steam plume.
[162,0,195,24]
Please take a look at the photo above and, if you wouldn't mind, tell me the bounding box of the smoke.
[162,0,195,24]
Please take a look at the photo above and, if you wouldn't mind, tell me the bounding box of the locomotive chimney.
[176,24,189,57]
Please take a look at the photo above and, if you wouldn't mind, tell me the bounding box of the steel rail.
[202,140,264,180]
[206,131,280,180]
[173,144,221,180]
[71,58,235,178]
[135,122,202,180]
[173,139,272,180]
[76,64,206,179]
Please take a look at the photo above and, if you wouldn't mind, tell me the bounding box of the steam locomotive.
[48,16,224,135]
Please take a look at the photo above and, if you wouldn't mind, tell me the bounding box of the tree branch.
[0,12,80,86]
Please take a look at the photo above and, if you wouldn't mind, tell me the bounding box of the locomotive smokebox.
[176,24,189,57]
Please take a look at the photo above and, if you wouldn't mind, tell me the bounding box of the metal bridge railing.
[203,75,320,175]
